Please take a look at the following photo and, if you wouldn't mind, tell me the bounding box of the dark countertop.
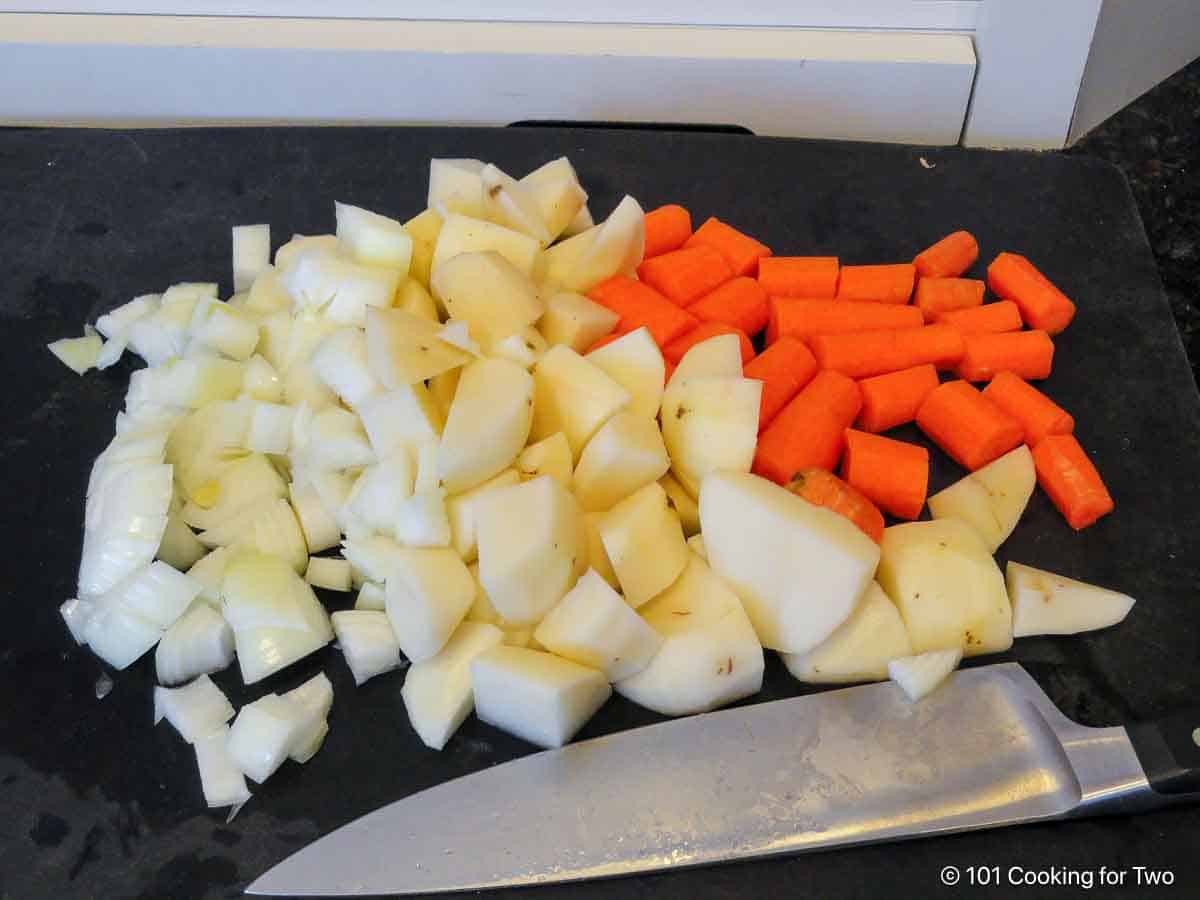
[1071,56,1200,385]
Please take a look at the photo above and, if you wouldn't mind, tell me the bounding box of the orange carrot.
[915,277,985,322]
[856,364,940,433]
[841,429,929,520]
[766,298,922,344]
[836,264,916,305]
[643,204,693,258]
[689,277,770,336]
[758,256,839,298]
[753,371,862,482]
[916,380,1023,471]
[810,324,964,378]
[637,245,733,307]
[684,217,772,277]
[742,336,818,431]
[786,468,885,543]
[1032,434,1114,530]
[914,230,979,278]
[663,360,676,385]
[956,330,1055,382]
[935,300,1024,334]
[586,333,622,354]
[588,276,698,346]
[987,252,1077,335]
[661,321,754,366]
[982,371,1075,446]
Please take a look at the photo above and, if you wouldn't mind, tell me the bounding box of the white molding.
[962,0,1102,149]
[0,1,983,30]
[0,15,977,145]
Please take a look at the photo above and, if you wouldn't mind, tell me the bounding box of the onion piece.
[305,557,352,592]
[181,453,286,532]
[154,674,236,742]
[227,694,305,783]
[81,602,162,669]
[154,357,245,408]
[284,253,400,325]
[284,672,333,763]
[293,407,375,471]
[242,354,284,402]
[102,560,202,630]
[156,602,236,686]
[331,610,402,685]
[194,724,253,808]
[310,328,380,407]
[48,333,103,375]
[96,294,161,340]
[78,461,172,601]
[354,582,385,611]
[187,546,234,605]
[158,513,208,571]
[187,297,260,361]
[341,453,414,538]
[341,535,406,584]
[394,489,451,547]
[60,597,95,644]
[233,224,271,293]
[288,482,341,554]
[246,402,295,455]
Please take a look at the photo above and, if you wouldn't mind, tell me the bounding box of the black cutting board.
[1,127,1197,900]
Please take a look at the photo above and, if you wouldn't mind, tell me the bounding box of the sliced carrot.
[956,330,1055,382]
[586,333,622,354]
[935,301,1024,334]
[836,264,916,305]
[913,230,979,278]
[810,324,964,378]
[856,364,940,433]
[643,204,693,258]
[785,468,885,543]
[766,297,922,344]
[684,217,772,277]
[987,252,1077,335]
[637,245,733,307]
[1032,434,1114,530]
[753,371,862,482]
[914,277,985,322]
[663,360,676,385]
[841,429,929,520]
[982,371,1075,446]
[689,277,770,336]
[916,380,1023,471]
[661,321,753,366]
[587,276,698,346]
[758,256,839,298]
[742,336,818,431]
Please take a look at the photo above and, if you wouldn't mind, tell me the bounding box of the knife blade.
[247,663,1197,897]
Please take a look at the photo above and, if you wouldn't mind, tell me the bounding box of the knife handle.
[1127,710,1200,794]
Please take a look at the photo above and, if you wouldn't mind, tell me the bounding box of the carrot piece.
[643,204,693,258]
[935,301,1024,334]
[684,217,772,277]
[758,256,839,298]
[913,230,979,278]
[841,429,929,520]
[588,276,698,347]
[1032,434,1114,530]
[810,324,964,378]
[753,371,862,482]
[836,264,916,305]
[914,277,985,322]
[661,321,754,366]
[982,371,1075,446]
[785,467,885,543]
[856,364,940,433]
[766,298,923,344]
[637,245,733,307]
[916,380,1023,471]
[742,336,818,431]
[663,360,676,385]
[586,333,622,354]
[987,252,1077,335]
[956,330,1055,382]
[689,277,770,336]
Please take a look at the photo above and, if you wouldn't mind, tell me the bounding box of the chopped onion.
[288,482,341,553]
[284,672,333,763]
[188,297,260,361]
[96,294,160,340]
[78,461,172,600]
[355,582,386,611]
[310,327,380,407]
[81,602,162,669]
[242,353,284,402]
[198,497,307,573]
[101,560,202,630]
[48,333,103,375]
[305,557,352,592]
[246,402,294,455]
[355,386,442,459]
[187,546,234,605]
[331,610,401,685]
[227,693,305,783]
[158,514,208,571]
[293,407,375,471]
[222,551,332,684]
[341,535,406,584]
[394,489,451,547]
[233,224,271,293]
[194,724,253,808]
[413,442,440,493]
[154,357,245,409]
[275,234,344,271]
[60,597,95,644]
[341,453,414,537]
[154,674,235,742]
[181,453,286,532]
[156,602,236,686]
[284,253,399,325]
[95,335,129,369]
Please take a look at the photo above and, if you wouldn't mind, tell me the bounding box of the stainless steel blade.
[247,663,1151,897]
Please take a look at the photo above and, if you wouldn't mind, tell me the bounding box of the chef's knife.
[248,663,1199,897]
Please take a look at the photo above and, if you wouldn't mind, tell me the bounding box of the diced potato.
[781,582,912,683]
[517,432,573,490]
[928,446,1035,551]
[1007,562,1135,637]
[385,547,474,662]
[597,481,688,608]
[661,375,761,498]
[888,648,962,702]
[439,358,533,495]
[402,621,504,750]
[585,327,664,420]
[573,412,670,512]
[531,345,631,460]
[538,292,619,353]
